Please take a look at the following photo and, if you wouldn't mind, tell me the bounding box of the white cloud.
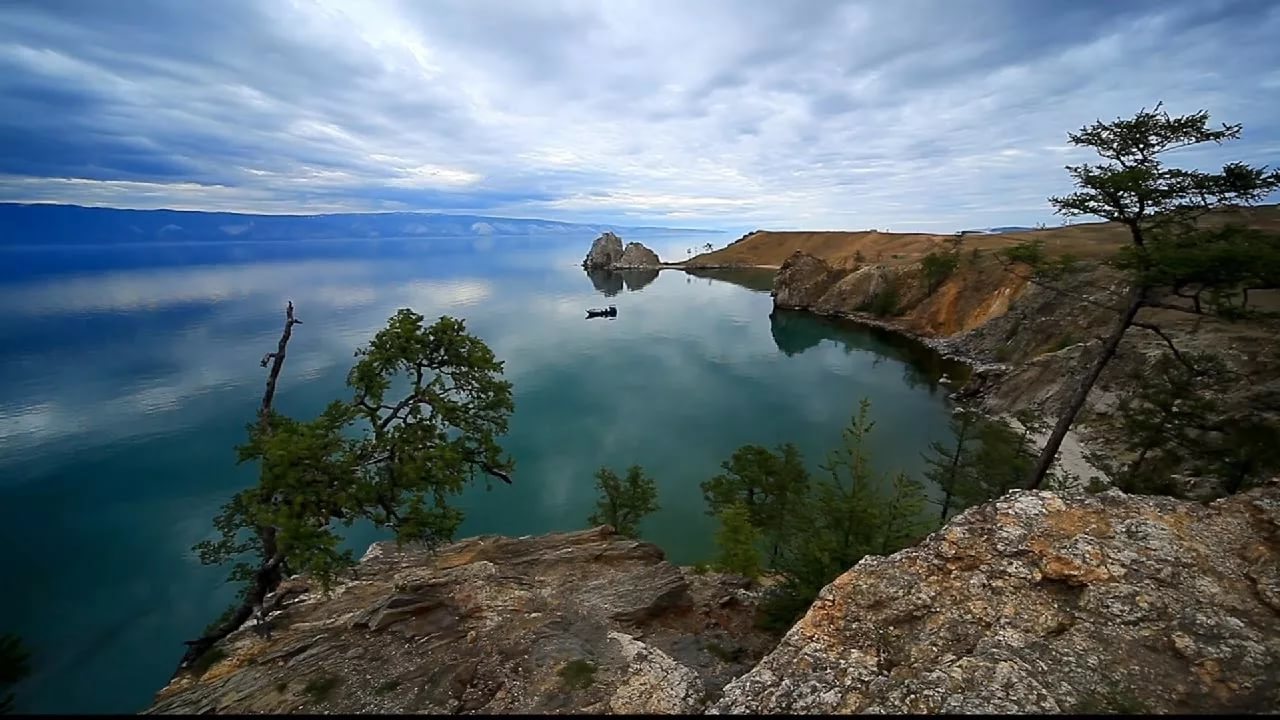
[0,0,1277,230]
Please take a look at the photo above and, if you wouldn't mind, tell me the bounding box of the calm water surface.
[0,234,963,713]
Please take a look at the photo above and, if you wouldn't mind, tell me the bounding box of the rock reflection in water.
[768,309,969,395]
[584,268,658,296]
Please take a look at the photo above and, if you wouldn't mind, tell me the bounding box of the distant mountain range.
[958,225,1037,235]
[0,203,720,245]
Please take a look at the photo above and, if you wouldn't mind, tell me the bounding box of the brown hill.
[690,204,1280,270]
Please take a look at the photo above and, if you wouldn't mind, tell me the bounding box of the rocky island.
[582,231,663,270]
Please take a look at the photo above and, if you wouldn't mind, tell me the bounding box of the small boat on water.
[586,304,617,319]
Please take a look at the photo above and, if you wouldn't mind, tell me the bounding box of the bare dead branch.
[258,301,303,427]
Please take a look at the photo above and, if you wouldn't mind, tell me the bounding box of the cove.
[0,236,960,712]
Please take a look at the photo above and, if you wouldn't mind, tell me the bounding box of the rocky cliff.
[146,527,773,714]
[770,249,1280,489]
[713,482,1280,714]
[583,232,662,269]
[149,486,1280,714]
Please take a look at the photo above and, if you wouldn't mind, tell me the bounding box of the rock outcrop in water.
[582,232,625,269]
[147,484,1280,714]
[712,482,1280,714]
[615,242,661,269]
[146,527,772,715]
[582,232,661,270]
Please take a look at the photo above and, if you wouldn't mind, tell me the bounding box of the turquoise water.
[0,235,962,713]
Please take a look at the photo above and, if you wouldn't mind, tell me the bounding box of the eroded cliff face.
[770,251,1280,490]
[146,527,773,715]
[713,482,1280,714]
[771,250,1032,338]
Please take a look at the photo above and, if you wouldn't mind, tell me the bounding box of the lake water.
[0,233,964,713]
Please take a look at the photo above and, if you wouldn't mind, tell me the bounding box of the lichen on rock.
[711,483,1280,715]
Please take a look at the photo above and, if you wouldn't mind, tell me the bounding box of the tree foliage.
[749,399,939,629]
[587,465,659,538]
[923,409,1041,520]
[921,250,960,295]
[922,409,980,522]
[1010,103,1280,489]
[0,634,30,715]
[188,308,514,668]
[700,443,808,563]
[713,503,762,579]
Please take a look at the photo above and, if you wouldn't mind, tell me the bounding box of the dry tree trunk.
[175,302,301,675]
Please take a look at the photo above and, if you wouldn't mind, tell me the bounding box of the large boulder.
[146,527,773,715]
[771,251,840,310]
[615,242,662,269]
[582,232,625,269]
[711,484,1280,714]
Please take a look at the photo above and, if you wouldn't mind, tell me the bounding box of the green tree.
[587,465,659,538]
[878,472,931,554]
[185,307,514,671]
[761,399,941,629]
[1004,104,1280,488]
[957,418,1036,507]
[921,409,981,522]
[0,634,30,715]
[713,503,763,579]
[700,443,809,563]
[921,250,960,294]
[1111,351,1229,495]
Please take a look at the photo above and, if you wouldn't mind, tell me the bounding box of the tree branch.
[1142,299,1206,315]
[1130,320,1200,375]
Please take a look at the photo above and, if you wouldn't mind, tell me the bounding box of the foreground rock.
[582,232,662,269]
[147,527,771,714]
[713,483,1280,714]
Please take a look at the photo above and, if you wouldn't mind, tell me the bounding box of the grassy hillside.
[692,203,1280,269]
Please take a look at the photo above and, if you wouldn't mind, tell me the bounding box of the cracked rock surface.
[711,484,1280,714]
[145,526,772,714]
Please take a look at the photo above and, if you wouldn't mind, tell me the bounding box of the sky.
[0,0,1278,232]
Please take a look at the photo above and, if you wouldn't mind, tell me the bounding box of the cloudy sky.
[1,0,1277,231]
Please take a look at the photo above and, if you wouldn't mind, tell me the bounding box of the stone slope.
[146,527,772,714]
[712,483,1280,714]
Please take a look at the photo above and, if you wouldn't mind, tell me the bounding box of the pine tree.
[588,465,660,538]
[922,409,980,522]
[1001,104,1280,488]
[714,503,762,579]
[700,442,809,563]
[878,472,932,555]
[957,419,1036,507]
